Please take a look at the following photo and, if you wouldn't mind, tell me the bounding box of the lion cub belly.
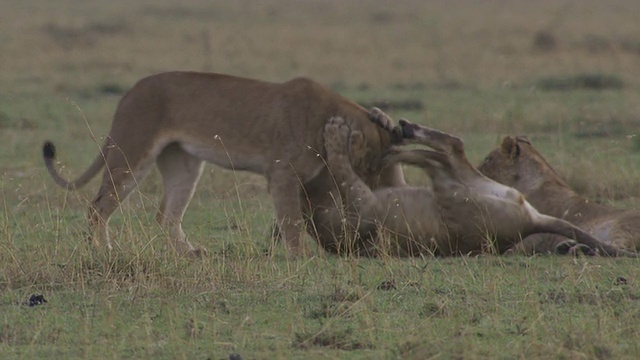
[374,187,442,240]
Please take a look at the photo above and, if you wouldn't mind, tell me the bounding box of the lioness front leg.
[268,165,307,257]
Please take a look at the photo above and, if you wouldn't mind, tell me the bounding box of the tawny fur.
[323,118,634,257]
[43,72,406,256]
[479,136,640,254]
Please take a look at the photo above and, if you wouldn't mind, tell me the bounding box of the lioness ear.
[500,136,520,158]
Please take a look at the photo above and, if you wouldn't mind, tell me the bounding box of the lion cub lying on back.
[323,117,633,257]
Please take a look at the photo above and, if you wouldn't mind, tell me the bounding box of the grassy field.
[2,0,640,358]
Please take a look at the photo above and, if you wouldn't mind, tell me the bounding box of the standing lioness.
[43,72,405,256]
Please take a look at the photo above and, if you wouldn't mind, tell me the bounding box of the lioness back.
[108,72,379,182]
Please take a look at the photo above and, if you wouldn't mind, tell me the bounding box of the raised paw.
[555,240,577,255]
[368,107,395,131]
[568,244,597,257]
[324,117,351,159]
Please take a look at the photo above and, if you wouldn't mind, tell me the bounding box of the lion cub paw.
[324,117,350,158]
[369,107,394,131]
[369,107,403,143]
[555,240,596,257]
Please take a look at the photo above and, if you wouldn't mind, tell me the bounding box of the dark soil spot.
[614,277,628,286]
[25,294,48,307]
[376,279,397,291]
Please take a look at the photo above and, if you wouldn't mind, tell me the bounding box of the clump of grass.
[536,73,624,91]
[306,286,363,319]
[539,285,640,306]
[293,324,373,351]
[419,299,449,318]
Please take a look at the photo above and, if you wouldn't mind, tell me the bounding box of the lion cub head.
[478,136,564,191]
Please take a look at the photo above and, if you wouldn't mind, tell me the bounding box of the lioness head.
[478,136,563,191]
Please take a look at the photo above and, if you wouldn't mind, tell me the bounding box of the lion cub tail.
[42,141,107,190]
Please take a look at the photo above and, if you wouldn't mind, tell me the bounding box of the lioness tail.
[42,141,107,190]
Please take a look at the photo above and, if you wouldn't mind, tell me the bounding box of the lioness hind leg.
[89,150,155,250]
[156,143,205,256]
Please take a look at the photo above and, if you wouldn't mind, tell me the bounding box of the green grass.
[2,252,639,359]
[2,0,640,358]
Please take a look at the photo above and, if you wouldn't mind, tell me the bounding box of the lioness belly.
[179,142,267,173]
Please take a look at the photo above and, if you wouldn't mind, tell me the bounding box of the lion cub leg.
[324,117,383,245]
[398,119,465,155]
[367,107,407,187]
[156,144,206,256]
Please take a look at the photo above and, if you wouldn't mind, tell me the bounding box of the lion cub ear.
[500,136,521,159]
[515,135,531,145]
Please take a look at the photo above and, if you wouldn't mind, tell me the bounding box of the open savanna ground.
[1,0,640,358]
